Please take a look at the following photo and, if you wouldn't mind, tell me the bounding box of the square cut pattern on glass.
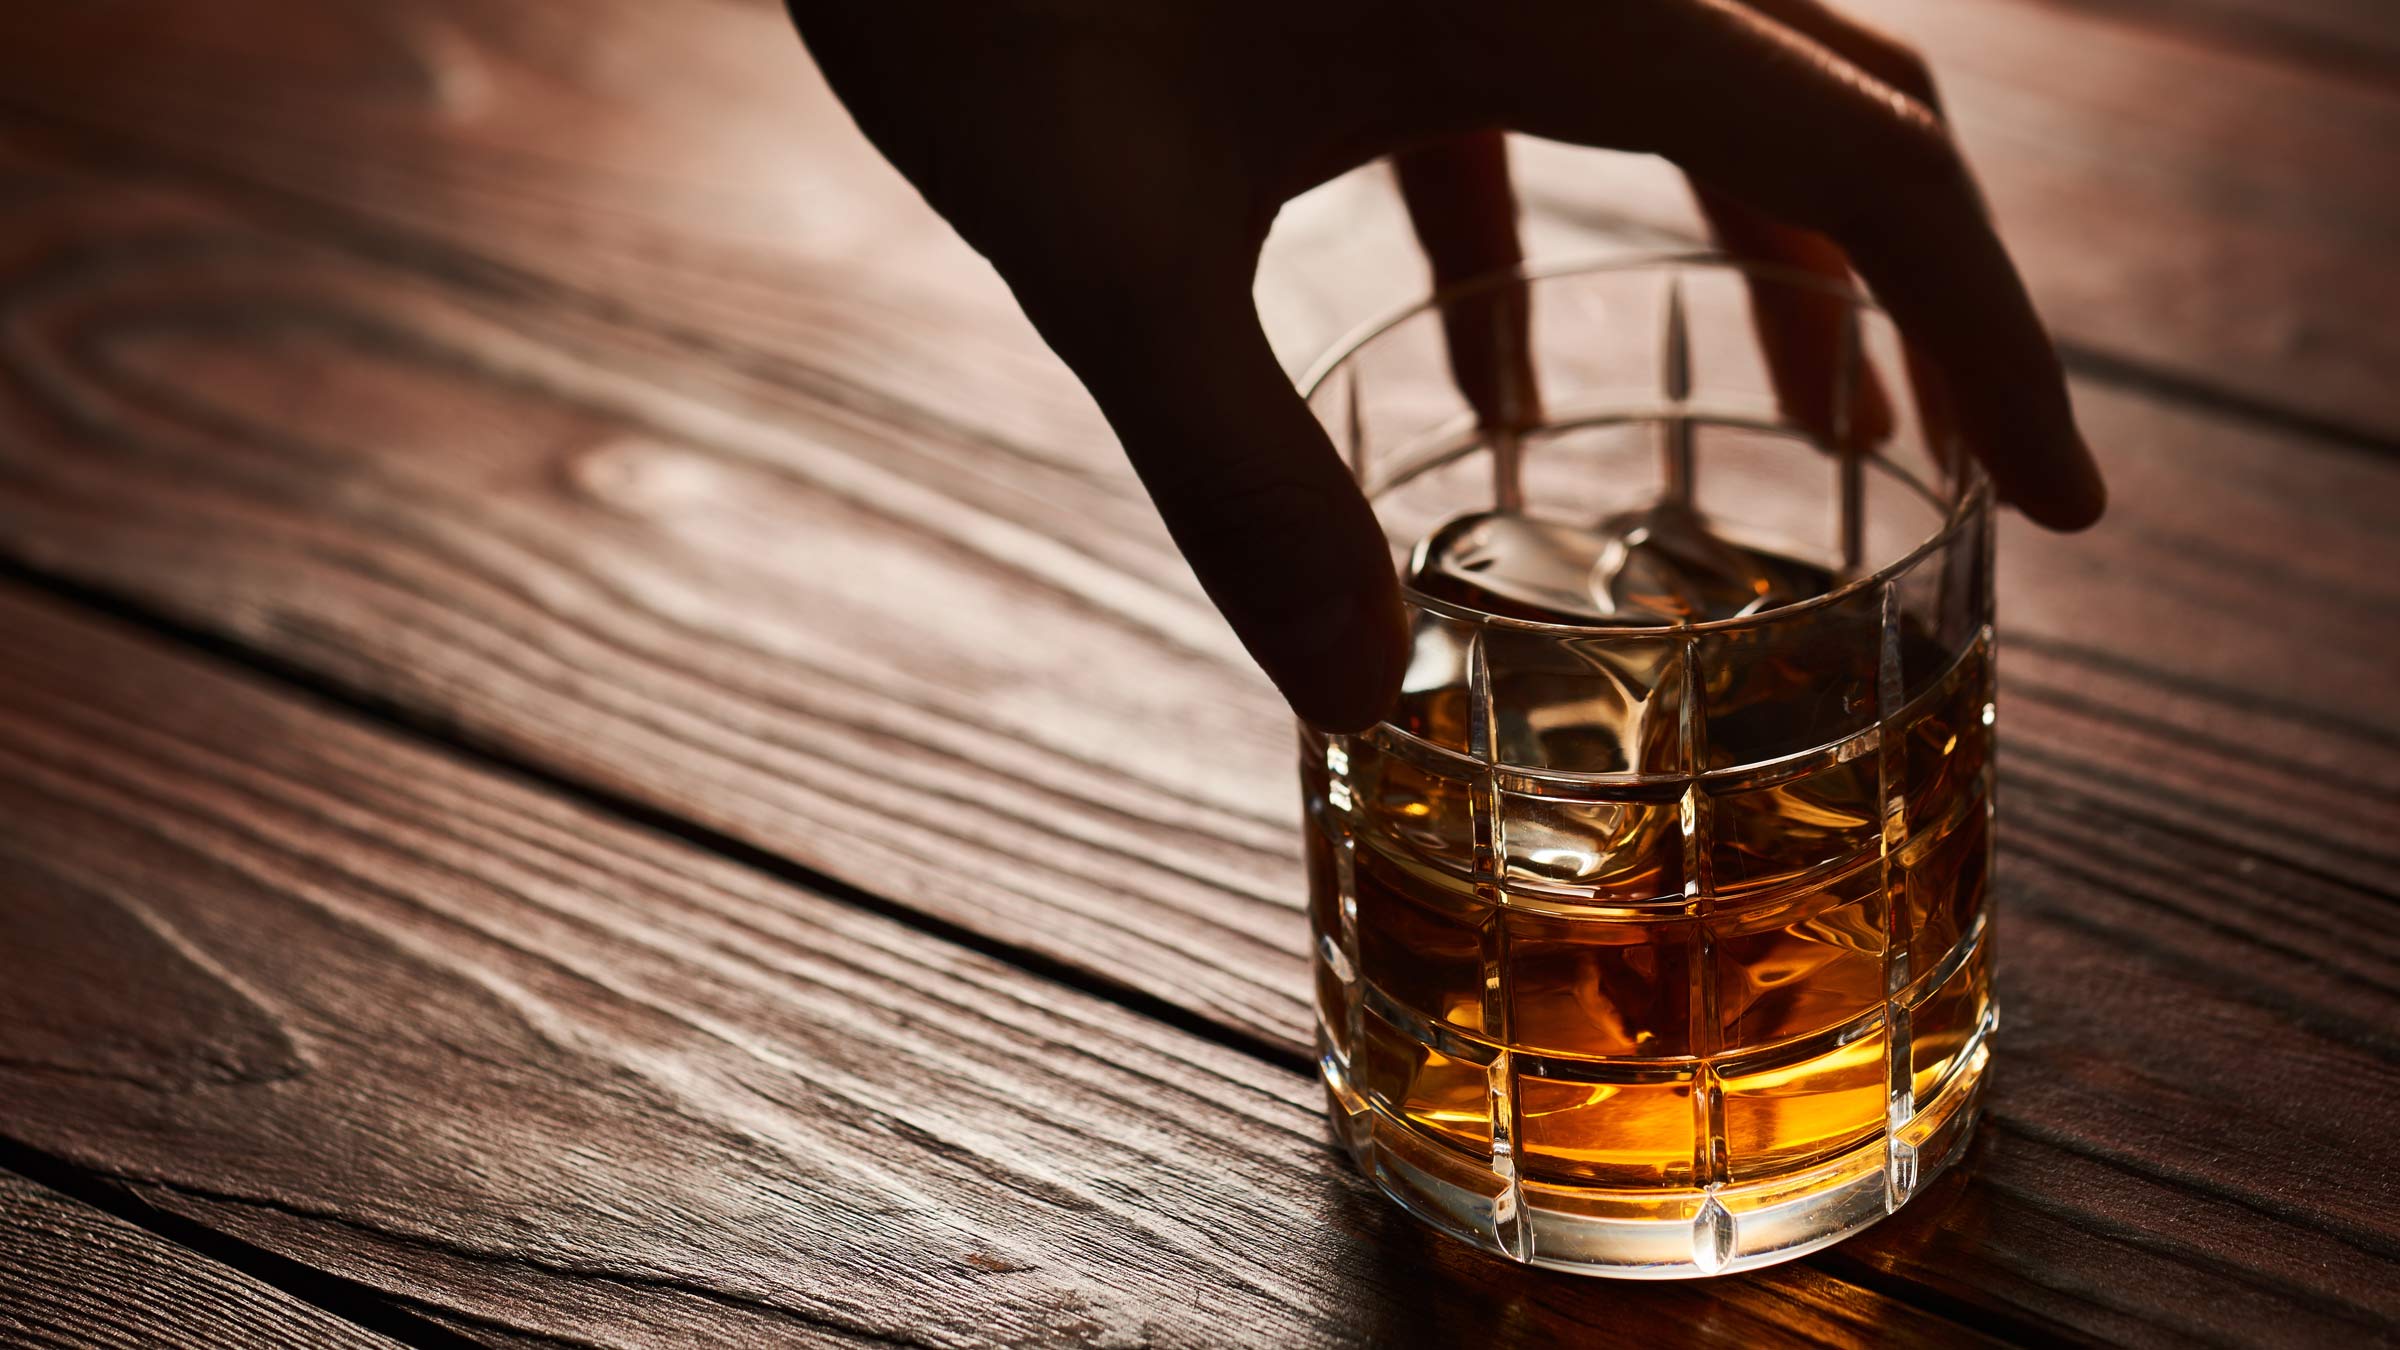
[1719,1023,1888,1182]
[1894,504,1992,694]
[1515,419,1670,526]
[1316,960,1353,1059]
[1711,863,1886,1048]
[1480,629,1686,774]
[1901,801,1991,975]
[1299,732,1331,818]
[1304,811,1343,941]
[1391,610,1477,753]
[1304,820,1353,1057]
[1515,1071,1696,1188]
[1659,266,1784,424]
[1705,754,1878,898]
[1503,912,1695,1058]
[1358,1004,1492,1156]
[1695,582,1882,768]
[1901,641,1993,839]
[1499,788,1685,899]
[1908,927,1991,1108]
[1353,843,1488,1036]
[1347,735,1477,873]
[1691,423,1843,564]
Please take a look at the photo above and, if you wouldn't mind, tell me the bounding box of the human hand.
[786,0,2106,731]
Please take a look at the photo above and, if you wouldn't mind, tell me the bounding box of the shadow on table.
[1321,1129,1999,1348]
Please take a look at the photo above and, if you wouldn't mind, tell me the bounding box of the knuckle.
[1802,6,1942,112]
[1874,109,1965,191]
[1870,40,1942,112]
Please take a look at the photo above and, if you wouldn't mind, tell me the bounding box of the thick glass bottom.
[1321,1023,1990,1279]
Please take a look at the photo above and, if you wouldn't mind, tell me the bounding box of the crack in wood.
[0,1138,487,1349]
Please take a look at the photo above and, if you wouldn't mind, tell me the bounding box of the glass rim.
[1298,252,1992,639]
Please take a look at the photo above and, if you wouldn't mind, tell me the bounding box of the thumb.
[1011,264,1408,733]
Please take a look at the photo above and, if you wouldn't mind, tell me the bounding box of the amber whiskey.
[1306,501,1996,1272]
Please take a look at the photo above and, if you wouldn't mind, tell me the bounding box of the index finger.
[1474,0,2104,528]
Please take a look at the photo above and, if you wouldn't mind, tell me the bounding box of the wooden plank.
[0,138,1304,1046]
[0,0,2392,451]
[0,0,1137,497]
[0,1171,398,1349]
[0,585,1979,1348]
[0,137,2396,1344]
[1499,0,2400,444]
[0,138,2388,1024]
[2031,0,2400,73]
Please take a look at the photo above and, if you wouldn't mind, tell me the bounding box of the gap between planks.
[0,1137,485,1350]
[1503,186,2400,466]
[0,544,2046,1350]
[0,70,2386,1343]
[1,88,2395,479]
[0,552,1311,1082]
[0,578,2044,1345]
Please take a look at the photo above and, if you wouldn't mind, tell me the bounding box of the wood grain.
[1,2,2395,1339]
[0,136,2388,1050]
[0,0,1138,502]
[2033,0,2400,74]
[1498,0,2400,444]
[0,138,1303,1048]
[0,128,2395,1344]
[0,1171,397,1349]
[0,584,1992,1349]
[0,0,2392,453]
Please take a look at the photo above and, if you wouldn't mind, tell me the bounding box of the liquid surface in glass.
[1306,496,1994,1258]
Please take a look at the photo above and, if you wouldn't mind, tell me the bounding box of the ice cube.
[1409,504,1831,626]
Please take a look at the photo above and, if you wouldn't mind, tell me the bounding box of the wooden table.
[0,1,2393,1345]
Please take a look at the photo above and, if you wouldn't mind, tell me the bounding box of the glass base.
[1321,1031,1990,1279]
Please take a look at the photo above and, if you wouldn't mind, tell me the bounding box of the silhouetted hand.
[786,0,2106,731]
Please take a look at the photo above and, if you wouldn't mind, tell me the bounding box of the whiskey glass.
[1298,256,1996,1277]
